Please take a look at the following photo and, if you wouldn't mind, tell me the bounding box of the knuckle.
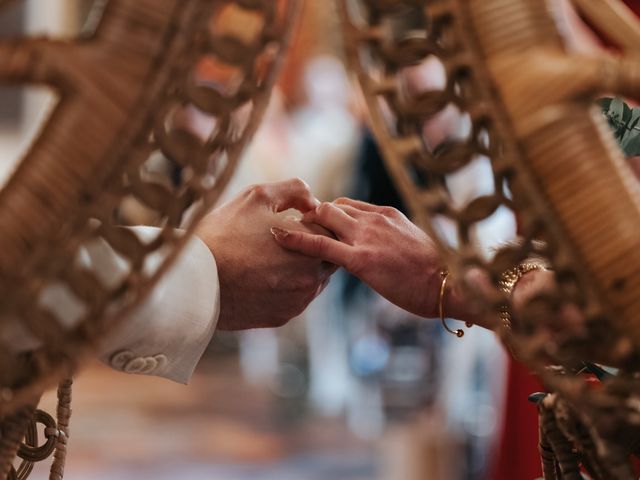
[265,272,283,290]
[289,177,309,191]
[380,206,398,216]
[316,202,333,217]
[294,232,311,250]
[312,235,328,254]
[246,184,268,200]
[371,212,390,226]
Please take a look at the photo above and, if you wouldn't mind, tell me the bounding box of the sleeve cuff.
[99,227,220,384]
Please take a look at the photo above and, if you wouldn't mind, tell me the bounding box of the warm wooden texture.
[2,0,640,477]
[0,0,298,416]
[469,0,640,349]
[341,0,640,363]
[341,0,640,477]
[572,0,640,52]
[0,404,35,479]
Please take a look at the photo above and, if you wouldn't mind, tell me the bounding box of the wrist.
[193,229,233,328]
[443,267,491,328]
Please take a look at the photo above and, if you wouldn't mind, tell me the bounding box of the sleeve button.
[110,350,134,371]
[154,354,168,371]
[124,357,146,373]
[139,356,158,374]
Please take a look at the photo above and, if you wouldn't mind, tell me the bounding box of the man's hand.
[195,178,335,330]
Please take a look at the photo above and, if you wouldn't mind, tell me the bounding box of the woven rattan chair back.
[0,1,298,477]
[341,0,640,477]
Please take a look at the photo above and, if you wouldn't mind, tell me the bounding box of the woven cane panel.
[341,0,640,476]
[341,0,640,363]
[0,0,298,416]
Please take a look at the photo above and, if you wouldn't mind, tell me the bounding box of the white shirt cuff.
[99,227,220,384]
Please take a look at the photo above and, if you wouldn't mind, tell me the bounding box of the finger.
[303,202,357,240]
[331,203,367,220]
[271,227,352,267]
[333,197,385,213]
[266,178,320,213]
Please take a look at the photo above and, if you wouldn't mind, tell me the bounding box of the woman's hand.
[272,198,447,318]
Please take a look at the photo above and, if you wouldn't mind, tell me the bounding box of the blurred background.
[1,1,521,479]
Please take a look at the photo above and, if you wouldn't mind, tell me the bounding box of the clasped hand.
[271,198,448,319]
[195,178,336,330]
[196,178,481,331]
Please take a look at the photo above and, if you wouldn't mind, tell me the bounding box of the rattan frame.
[3,0,640,478]
[339,0,640,477]
[0,1,299,476]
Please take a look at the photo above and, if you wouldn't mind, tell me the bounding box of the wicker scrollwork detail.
[0,0,299,416]
[0,380,73,480]
[340,0,640,477]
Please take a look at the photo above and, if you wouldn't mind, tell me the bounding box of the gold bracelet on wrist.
[439,269,472,338]
[497,258,550,332]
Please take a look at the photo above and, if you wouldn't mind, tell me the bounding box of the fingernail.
[270,227,289,239]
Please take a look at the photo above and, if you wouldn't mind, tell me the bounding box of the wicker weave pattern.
[0,0,298,416]
[340,0,640,477]
[2,0,640,477]
[340,0,640,371]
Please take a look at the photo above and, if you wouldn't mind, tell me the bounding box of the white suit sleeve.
[98,227,220,384]
[2,227,220,384]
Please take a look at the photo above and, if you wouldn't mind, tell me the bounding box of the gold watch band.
[498,258,550,332]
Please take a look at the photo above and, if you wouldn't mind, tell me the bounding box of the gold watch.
[497,258,550,332]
